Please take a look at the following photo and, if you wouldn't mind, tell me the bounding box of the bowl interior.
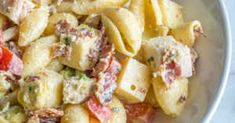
[153,0,229,122]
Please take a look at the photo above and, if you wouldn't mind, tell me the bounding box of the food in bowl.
[0,0,204,122]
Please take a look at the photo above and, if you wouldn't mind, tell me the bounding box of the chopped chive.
[64,36,72,45]
[28,86,33,92]
[66,68,76,77]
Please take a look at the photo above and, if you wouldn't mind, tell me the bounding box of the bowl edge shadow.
[202,0,232,123]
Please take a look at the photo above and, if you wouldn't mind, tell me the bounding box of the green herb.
[80,27,87,32]
[12,107,20,114]
[66,68,76,77]
[147,57,154,64]
[79,73,87,80]
[64,36,72,45]
[28,86,33,92]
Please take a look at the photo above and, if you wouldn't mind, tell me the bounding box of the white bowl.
[153,0,231,123]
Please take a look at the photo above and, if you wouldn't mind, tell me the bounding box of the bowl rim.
[202,0,232,123]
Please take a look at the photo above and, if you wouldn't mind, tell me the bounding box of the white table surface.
[211,0,235,123]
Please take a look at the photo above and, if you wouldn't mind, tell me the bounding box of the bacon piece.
[53,20,78,59]
[143,37,193,86]
[159,48,183,86]
[125,103,155,123]
[28,108,64,123]
[91,43,121,104]
[88,26,106,68]
[91,44,114,77]
[87,95,112,123]
[95,57,121,104]
[162,61,181,85]
[88,26,121,105]
[52,42,72,59]
[30,108,64,118]
[55,20,78,38]
[0,46,23,75]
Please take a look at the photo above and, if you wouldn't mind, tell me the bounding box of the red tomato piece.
[125,103,155,123]
[0,47,2,58]
[0,46,13,70]
[87,95,112,123]
[0,46,23,75]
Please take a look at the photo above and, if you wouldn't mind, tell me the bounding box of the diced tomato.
[0,46,23,75]
[124,103,155,123]
[87,95,112,123]
[0,46,13,70]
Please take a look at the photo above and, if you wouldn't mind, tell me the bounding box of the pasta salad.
[0,0,204,123]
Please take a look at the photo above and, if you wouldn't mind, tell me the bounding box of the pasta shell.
[21,35,57,77]
[144,86,159,108]
[55,1,73,13]
[0,14,8,29]
[72,0,128,15]
[102,15,133,56]
[158,0,184,29]
[152,77,188,117]
[102,8,142,57]
[143,0,170,40]
[61,105,89,123]
[0,0,35,24]
[108,96,127,123]
[33,0,52,6]
[170,20,204,47]
[143,25,169,40]
[144,0,163,28]
[18,6,49,46]
[129,0,145,32]
[44,13,78,35]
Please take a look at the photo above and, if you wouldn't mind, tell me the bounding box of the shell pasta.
[0,0,203,122]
